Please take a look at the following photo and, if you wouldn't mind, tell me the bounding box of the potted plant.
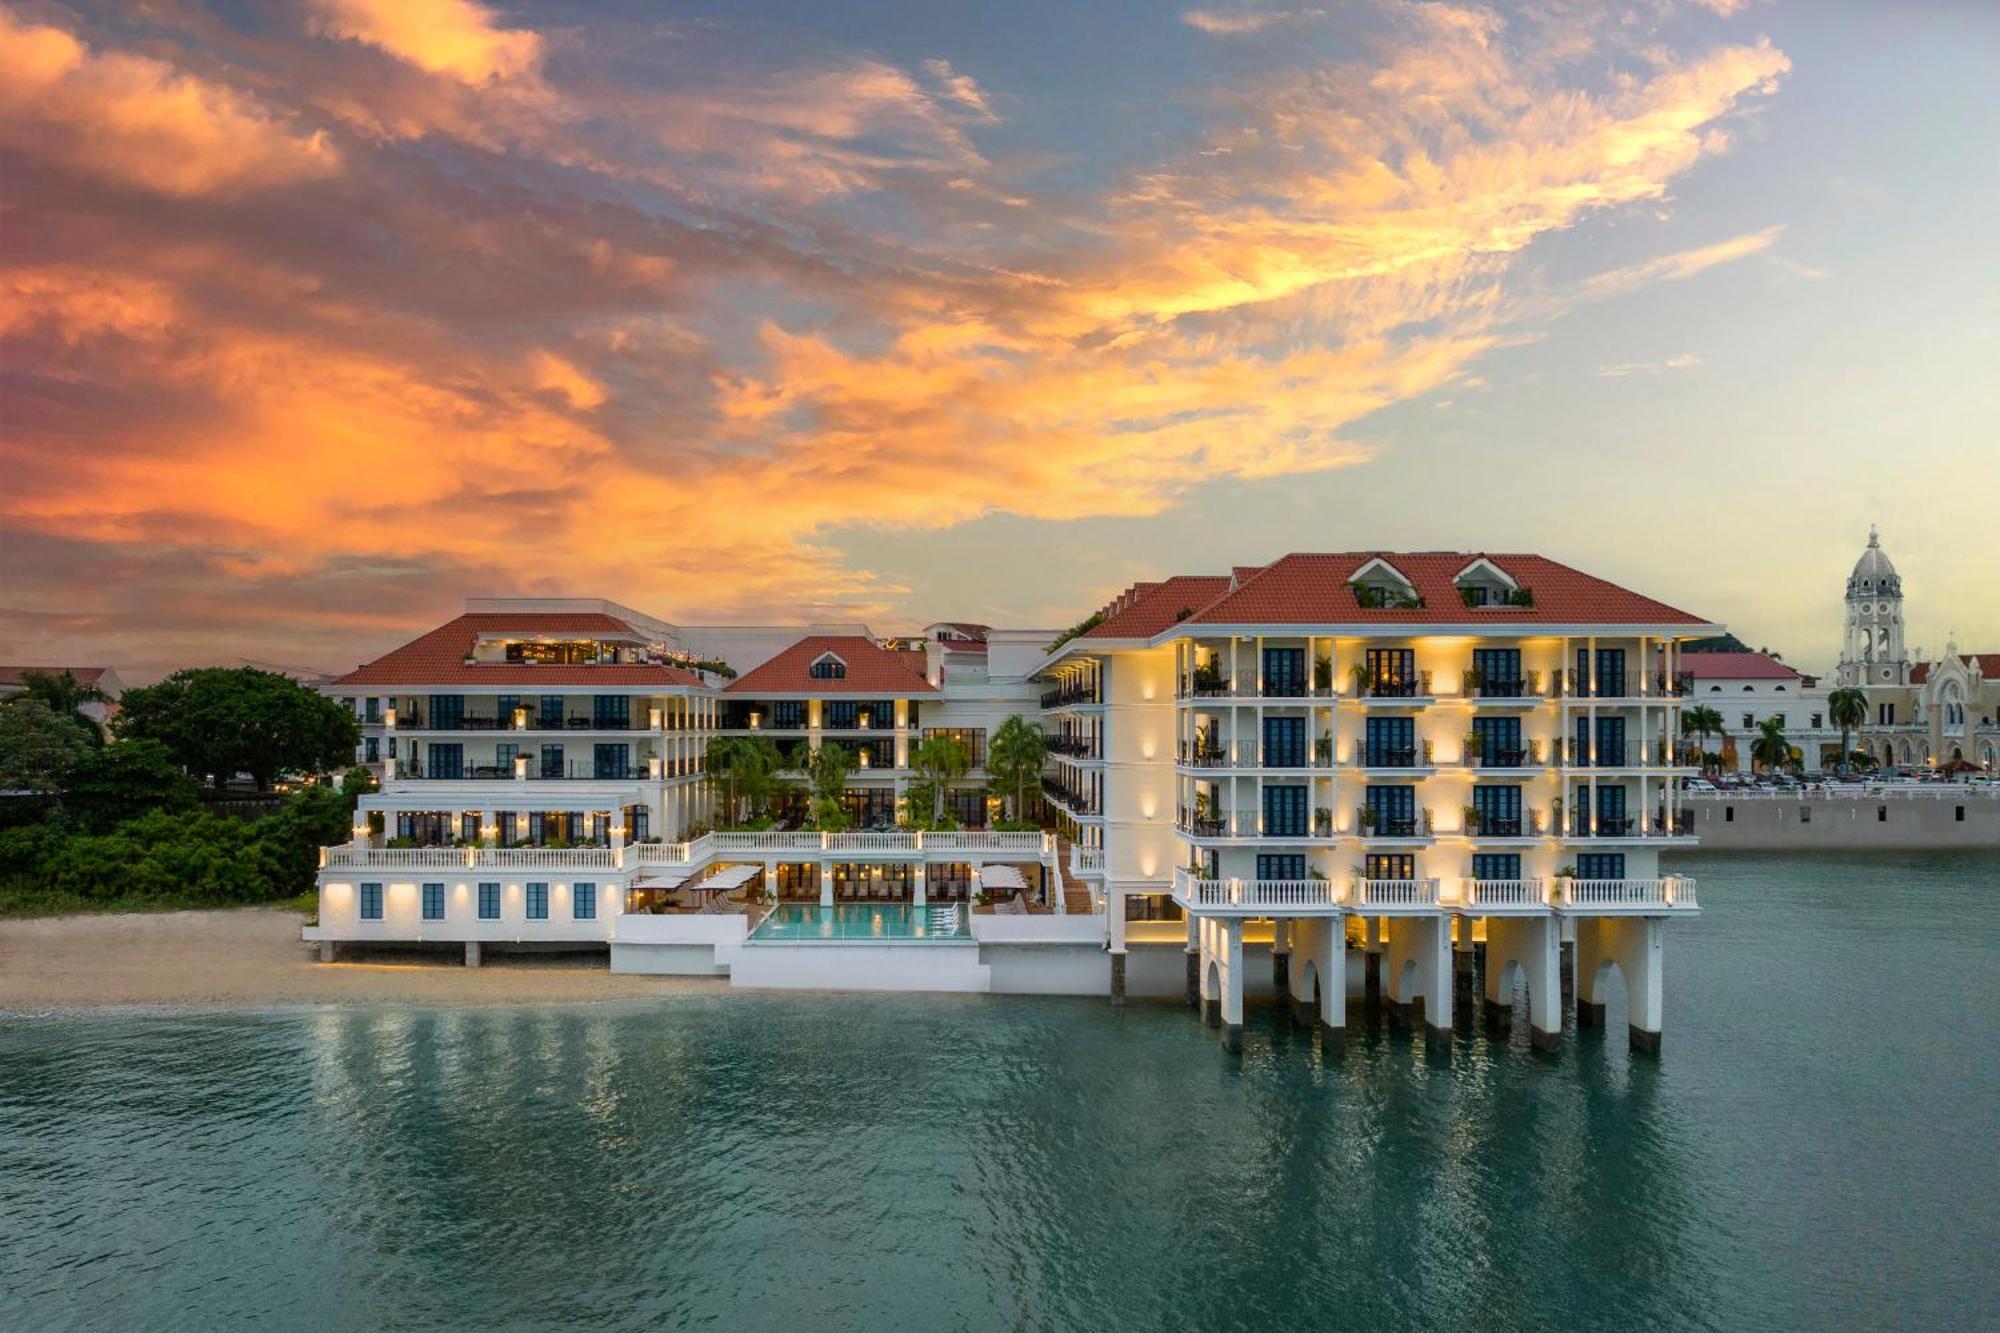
[1314,806,1333,836]
[1463,730,1483,760]
[1349,662,1370,696]
[1314,734,1333,764]
[1313,655,1333,690]
[1462,804,1482,834]
[1463,664,1484,694]
[1358,804,1378,833]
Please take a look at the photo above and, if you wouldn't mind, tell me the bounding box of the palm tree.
[1827,688,1867,774]
[737,737,785,819]
[1681,705,1723,771]
[986,716,1048,822]
[704,736,751,823]
[1750,717,1793,774]
[12,669,109,747]
[910,734,971,827]
[806,741,854,830]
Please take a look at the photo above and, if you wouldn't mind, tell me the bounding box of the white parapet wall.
[729,941,993,993]
[971,913,1109,995]
[608,914,749,975]
[1686,789,2000,850]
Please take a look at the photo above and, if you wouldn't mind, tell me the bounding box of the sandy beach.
[0,909,723,1011]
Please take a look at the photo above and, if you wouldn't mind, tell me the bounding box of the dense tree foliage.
[9,670,110,746]
[114,667,359,789]
[986,716,1048,822]
[62,740,200,833]
[0,700,92,795]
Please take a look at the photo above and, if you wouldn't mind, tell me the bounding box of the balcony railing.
[1462,813,1540,838]
[1554,670,1694,700]
[1355,740,1432,768]
[1470,675,1538,700]
[1041,684,1101,709]
[400,762,649,782]
[1173,868,1340,911]
[1463,877,1547,908]
[1475,746,1532,769]
[1069,845,1104,876]
[1359,671,1432,700]
[1042,778,1100,816]
[1350,877,1439,908]
[1047,735,1100,759]
[1355,808,1434,838]
[1558,877,1699,910]
[391,712,650,732]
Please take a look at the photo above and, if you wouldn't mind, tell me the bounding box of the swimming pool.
[750,903,971,944]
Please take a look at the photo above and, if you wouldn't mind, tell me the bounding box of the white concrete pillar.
[819,862,834,908]
[1523,914,1561,1053]
[464,941,482,968]
[913,863,927,908]
[1219,917,1245,1051]
[1576,917,1609,1028]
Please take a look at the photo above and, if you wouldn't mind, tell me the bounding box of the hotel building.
[309,552,1716,1053]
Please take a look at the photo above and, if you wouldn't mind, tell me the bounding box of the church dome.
[1847,526,1901,598]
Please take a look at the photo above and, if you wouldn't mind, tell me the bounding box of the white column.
[1219,917,1245,1048]
[1524,914,1561,1052]
[819,861,834,908]
[913,862,927,908]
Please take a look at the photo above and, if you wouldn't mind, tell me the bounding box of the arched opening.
[1300,958,1320,1015]
[1205,959,1221,1000]
[1882,741,1895,767]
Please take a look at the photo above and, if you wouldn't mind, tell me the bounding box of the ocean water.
[2,852,1996,1332]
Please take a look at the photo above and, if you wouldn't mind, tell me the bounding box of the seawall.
[1685,792,2000,850]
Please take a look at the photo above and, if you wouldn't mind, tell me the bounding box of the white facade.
[311,557,1715,1054]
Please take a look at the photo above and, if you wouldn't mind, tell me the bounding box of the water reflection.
[3,852,1997,1330]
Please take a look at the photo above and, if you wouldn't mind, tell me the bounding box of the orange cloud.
[0,7,337,197]
[307,0,542,84]
[0,1,1798,675]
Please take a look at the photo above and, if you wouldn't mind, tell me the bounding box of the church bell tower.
[1837,525,1908,688]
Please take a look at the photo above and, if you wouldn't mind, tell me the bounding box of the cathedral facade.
[1835,527,1998,773]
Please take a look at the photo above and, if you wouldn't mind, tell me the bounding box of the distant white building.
[1681,652,1835,773]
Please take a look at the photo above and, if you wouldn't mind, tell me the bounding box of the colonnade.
[1187,911,1668,1056]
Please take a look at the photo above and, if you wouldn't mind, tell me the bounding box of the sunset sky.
[3,0,1996,681]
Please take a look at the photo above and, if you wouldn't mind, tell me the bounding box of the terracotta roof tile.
[723,635,937,695]
[1681,652,1801,680]
[331,614,704,688]
[1083,575,1234,640]
[1912,652,2000,685]
[0,666,110,687]
[1183,552,1708,627]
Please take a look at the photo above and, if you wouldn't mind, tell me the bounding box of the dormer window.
[1350,557,1423,610]
[808,652,847,680]
[1453,557,1531,609]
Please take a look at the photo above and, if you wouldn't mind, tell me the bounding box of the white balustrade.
[1349,877,1439,908]
[1559,877,1698,909]
[1464,877,1547,908]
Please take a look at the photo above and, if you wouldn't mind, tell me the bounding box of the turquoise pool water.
[751,901,970,942]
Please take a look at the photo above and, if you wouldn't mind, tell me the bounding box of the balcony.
[1471,743,1538,769]
[1172,867,1341,914]
[1040,684,1101,709]
[1355,671,1433,702]
[1555,670,1694,701]
[1349,877,1440,912]
[1354,808,1435,840]
[1562,812,1695,839]
[392,712,653,732]
[1354,741,1433,771]
[1042,777,1100,817]
[1556,876,1700,914]
[1459,812,1544,839]
[1047,735,1100,760]
[1459,877,1549,912]
[1068,845,1104,877]
[399,762,650,782]
[1560,740,1702,770]
[1468,675,1540,702]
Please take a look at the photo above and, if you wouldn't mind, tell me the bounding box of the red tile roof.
[1681,651,1801,680]
[1083,575,1235,640]
[0,666,111,687]
[1180,552,1708,627]
[331,614,705,688]
[1911,653,2000,685]
[723,635,936,695]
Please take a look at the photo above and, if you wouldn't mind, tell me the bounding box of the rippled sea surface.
[3,852,1998,1332]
